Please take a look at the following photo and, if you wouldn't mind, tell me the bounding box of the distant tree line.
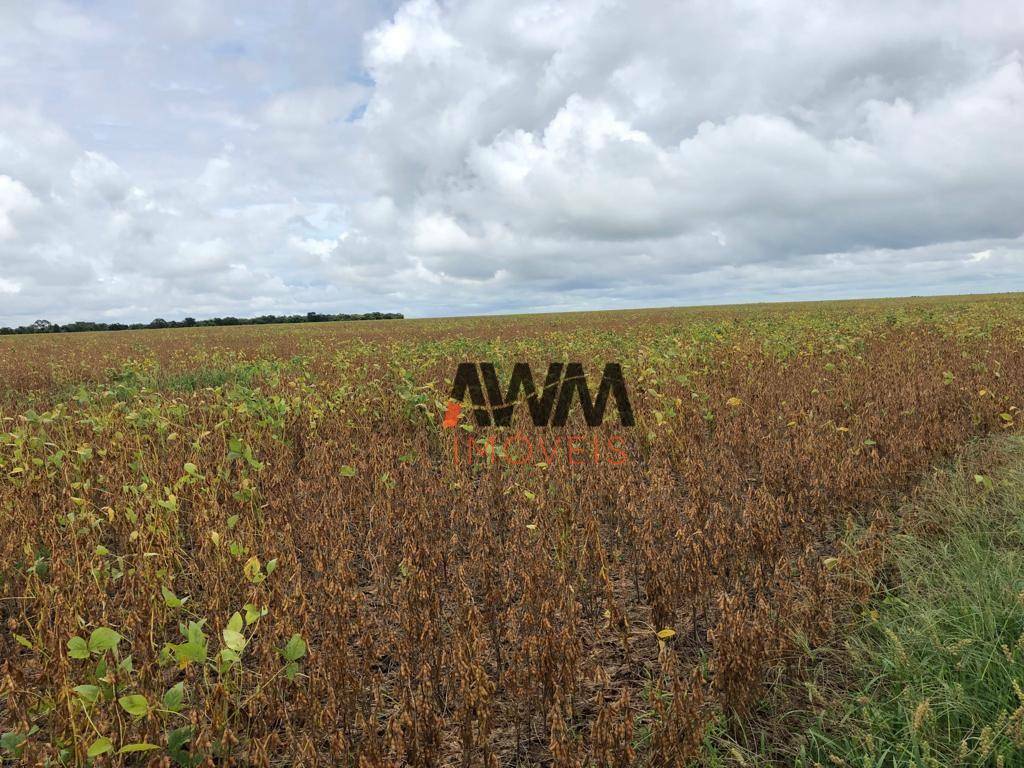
[0,312,404,335]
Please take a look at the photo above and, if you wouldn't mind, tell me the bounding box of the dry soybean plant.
[1,295,1023,765]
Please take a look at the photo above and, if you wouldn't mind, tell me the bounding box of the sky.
[0,0,1023,326]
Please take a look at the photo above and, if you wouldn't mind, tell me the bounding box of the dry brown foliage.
[1,295,1022,765]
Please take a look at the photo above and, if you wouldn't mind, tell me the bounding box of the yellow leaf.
[243,556,261,582]
[726,397,743,407]
[210,530,221,546]
[656,628,676,640]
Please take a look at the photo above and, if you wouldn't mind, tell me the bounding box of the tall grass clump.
[801,436,1024,767]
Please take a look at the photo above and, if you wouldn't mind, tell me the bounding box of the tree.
[2,311,402,335]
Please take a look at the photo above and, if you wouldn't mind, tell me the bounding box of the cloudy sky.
[1,0,1022,325]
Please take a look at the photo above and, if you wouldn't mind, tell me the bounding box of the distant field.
[2,294,1023,766]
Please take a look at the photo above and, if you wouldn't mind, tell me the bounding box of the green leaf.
[88,626,122,654]
[167,725,195,766]
[73,684,100,704]
[87,737,113,757]
[339,465,357,477]
[119,742,160,754]
[284,660,299,681]
[162,586,185,608]
[172,640,206,666]
[244,603,267,625]
[222,628,246,653]
[1,731,29,754]
[13,633,32,649]
[282,633,306,662]
[265,558,278,576]
[118,694,148,717]
[68,636,89,659]
[163,682,184,712]
[222,613,246,653]
[168,726,192,751]
[168,620,209,667]
[185,620,207,645]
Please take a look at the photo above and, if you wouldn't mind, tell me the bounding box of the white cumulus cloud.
[1,0,1023,325]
